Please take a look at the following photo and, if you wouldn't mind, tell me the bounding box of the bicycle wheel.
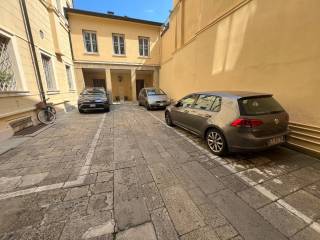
[37,109,56,124]
[49,106,56,115]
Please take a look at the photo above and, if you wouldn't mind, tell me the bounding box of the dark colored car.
[78,88,110,113]
[165,91,289,156]
[138,87,170,110]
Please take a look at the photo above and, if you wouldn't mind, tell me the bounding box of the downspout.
[19,0,47,105]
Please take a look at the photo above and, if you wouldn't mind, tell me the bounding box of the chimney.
[107,11,114,15]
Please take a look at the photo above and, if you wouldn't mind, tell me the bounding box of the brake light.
[231,118,263,128]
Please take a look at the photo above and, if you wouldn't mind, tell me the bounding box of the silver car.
[165,91,289,156]
[138,88,170,110]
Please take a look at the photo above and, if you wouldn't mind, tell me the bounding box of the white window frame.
[65,64,75,91]
[112,33,126,56]
[83,30,98,53]
[0,28,27,93]
[40,51,57,91]
[138,36,150,57]
[56,0,62,13]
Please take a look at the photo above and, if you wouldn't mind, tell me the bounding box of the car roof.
[144,87,160,90]
[191,91,272,99]
[82,87,106,92]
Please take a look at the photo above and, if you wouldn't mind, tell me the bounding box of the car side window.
[210,96,222,112]
[193,94,216,111]
[180,94,197,108]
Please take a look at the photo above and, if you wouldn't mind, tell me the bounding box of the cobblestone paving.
[0,104,319,240]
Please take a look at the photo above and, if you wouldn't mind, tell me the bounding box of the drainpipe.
[19,0,47,105]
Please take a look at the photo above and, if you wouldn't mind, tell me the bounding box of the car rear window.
[82,89,105,96]
[238,96,284,116]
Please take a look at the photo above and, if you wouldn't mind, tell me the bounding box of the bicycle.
[36,99,56,124]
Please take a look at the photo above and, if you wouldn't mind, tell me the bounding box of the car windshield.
[238,96,284,116]
[82,89,106,97]
[147,89,165,96]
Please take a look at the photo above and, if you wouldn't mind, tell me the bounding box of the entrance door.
[93,79,106,89]
[136,79,144,99]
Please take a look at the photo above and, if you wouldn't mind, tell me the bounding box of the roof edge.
[66,8,163,27]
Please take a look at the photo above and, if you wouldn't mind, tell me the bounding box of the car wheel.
[78,108,84,114]
[105,107,110,112]
[206,129,227,156]
[146,103,151,110]
[165,111,174,126]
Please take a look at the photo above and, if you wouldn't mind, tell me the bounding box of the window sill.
[47,90,60,95]
[112,54,126,58]
[0,91,31,98]
[138,56,151,59]
[84,52,99,56]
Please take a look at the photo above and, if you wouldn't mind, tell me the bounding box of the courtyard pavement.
[0,104,320,240]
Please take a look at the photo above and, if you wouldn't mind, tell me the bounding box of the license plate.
[89,104,96,107]
[159,103,164,106]
[268,136,284,146]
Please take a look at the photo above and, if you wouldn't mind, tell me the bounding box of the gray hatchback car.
[165,91,289,156]
[138,88,170,110]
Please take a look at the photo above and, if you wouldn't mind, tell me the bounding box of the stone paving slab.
[0,105,320,240]
[161,186,205,235]
[209,189,287,240]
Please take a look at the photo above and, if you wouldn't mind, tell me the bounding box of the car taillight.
[231,118,263,128]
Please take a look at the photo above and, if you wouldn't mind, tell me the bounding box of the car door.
[187,95,222,134]
[171,94,198,129]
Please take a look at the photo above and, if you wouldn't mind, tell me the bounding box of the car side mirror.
[175,101,182,107]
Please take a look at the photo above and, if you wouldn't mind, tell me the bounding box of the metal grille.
[0,36,16,91]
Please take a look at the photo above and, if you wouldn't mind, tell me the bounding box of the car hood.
[79,95,107,102]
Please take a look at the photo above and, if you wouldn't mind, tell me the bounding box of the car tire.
[146,103,151,110]
[165,111,174,126]
[105,107,110,112]
[206,128,227,156]
[78,108,84,114]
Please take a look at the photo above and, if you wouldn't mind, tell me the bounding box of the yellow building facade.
[0,0,78,140]
[67,9,162,103]
[160,0,320,156]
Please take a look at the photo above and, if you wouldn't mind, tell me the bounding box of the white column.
[105,68,113,103]
[153,68,160,88]
[131,68,137,101]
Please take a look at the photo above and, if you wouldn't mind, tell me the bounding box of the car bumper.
[227,131,288,153]
[149,102,170,108]
[78,102,109,111]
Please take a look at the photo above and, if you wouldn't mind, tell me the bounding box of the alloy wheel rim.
[207,132,223,153]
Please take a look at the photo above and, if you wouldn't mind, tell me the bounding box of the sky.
[73,0,172,23]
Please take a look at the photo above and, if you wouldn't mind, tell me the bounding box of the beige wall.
[0,0,77,140]
[160,0,320,155]
[69,13,161,66]
[160,0,320,127]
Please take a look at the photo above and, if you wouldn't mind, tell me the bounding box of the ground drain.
[14,124,45,136]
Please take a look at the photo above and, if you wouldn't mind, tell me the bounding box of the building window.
[56,0,61,12]
[112,34,125,55]
[0,35,16,92]
[65,65,74,90]
[41,54,56,90]
[83,31,98,53]
[139,37,150,57]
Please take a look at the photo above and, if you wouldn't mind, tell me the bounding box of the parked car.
[138,87,170,110]
[165,91,289,156]
[78,88,110,113]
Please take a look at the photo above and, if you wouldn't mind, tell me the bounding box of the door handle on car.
[183,110,189,113]
[204,114,211,118]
